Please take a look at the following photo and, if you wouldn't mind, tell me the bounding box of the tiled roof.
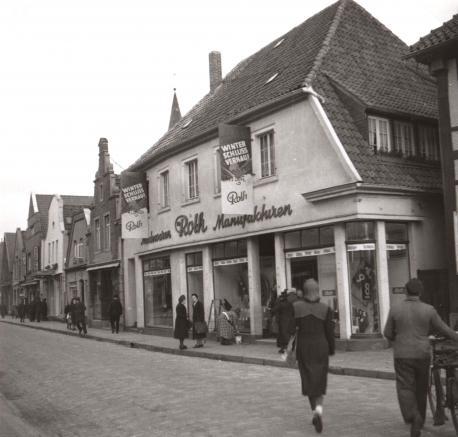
[4,232,16,269]
[62,196,93,230]
[130,0,440,191]
[35,194,53,235]
[409,14,458,56]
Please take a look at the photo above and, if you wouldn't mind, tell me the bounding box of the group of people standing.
[174,293,206,350]
[15,296,48,323]
[64,297,87,336]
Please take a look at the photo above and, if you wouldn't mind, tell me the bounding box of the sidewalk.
[0,318,395,380]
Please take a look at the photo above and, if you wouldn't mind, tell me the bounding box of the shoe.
[312,413,323,434]
[198,344,203,348]
[410,414,422,437]
[193,344,199,348]
[278,349,285,354]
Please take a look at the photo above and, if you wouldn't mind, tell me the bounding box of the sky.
[0,0,456,238]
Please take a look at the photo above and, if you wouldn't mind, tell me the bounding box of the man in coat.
[108,295,123,334]
[272,289,296,353]
[383,278,458,437]
[72,297,87,336]
[191,293,206,348]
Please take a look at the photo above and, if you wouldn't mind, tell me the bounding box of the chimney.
[209,51,222,92]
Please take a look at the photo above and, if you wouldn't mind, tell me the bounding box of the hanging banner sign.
[121,171,149,239]
[218,123,254,215]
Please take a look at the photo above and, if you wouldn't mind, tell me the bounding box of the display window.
[212,240,250,333]
[186,252,203,321]
[143,256,172,327]
[386,222,410,307]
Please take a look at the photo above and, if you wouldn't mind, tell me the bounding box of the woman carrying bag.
[294,279,335,434]
[191,293,207,348]
[174,295,190,350]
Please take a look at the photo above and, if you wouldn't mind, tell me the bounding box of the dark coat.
[71,302,86,323]
[294,299,335,397]
[108,299,123,317]
[192,300,206,339]
[174,303,189,340]
[273,297,295,348]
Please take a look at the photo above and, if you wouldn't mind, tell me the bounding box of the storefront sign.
[187,266,203,273]
[141,230,172,245]
[121,171,149,239]
[144,268,171,277]
[218,123,254,215]
[322,289,336,297]
[213,203,292,231]
[392,287,405,294]
[386,244,407,251]
[213,257,248,267]
[175,212,207,237]
[286,247,335,259]
[347,243,375,251]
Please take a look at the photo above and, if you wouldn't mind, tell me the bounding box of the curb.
[0,320,395,381]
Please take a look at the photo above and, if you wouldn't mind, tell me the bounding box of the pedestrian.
[383,278,458,437]
[72,297,87,336]
[34,297,41,322]
[64,300,72,329]
[108,294,123,334]
[272,289,295,353]
[0,303,6,318]
[18,299,26,323]
[28,298,35,322]
[41,298,48,321]
[294,279,335,434]
[191,293,206,348]
[216,299,238,345]
[174,294,190,350]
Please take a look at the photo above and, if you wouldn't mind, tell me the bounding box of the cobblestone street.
[1,323,457,437]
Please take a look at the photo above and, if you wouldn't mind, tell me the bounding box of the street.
[0,323,456,437]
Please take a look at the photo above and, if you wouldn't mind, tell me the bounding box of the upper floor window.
[104,214,111,250]
[185,159,199,201]
[99,183,104,202]
[26,253,31,273]
[95,218,101,251]
[418,125,439,161]
[55,240,58,263]
[368,116,391,152]
[259,131,275,178]
[33,246,39,272]
[74,240,78,257]
[393,121,415,157]
[48,242,51,264]
[52,241,55,263]
[160,170,170,208]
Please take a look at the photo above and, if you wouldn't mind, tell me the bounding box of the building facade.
[0,233,16,313]
[123,0,447,345]
[408,15,458,322]
[12,228,25,306]
[87,138,123,327]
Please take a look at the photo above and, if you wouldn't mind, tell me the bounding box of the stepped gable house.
[123,0,445,345]
[87,138,122,327]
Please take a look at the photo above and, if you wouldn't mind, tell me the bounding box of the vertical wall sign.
[120,171,149,239]
[218,123,254,215]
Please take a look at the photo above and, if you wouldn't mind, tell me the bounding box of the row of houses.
[1,0,457,348]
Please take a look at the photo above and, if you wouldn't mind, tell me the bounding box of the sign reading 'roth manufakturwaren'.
[218,123,254,215]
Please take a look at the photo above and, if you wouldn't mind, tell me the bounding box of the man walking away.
[72,297,87,336]
[384,278,458,437]
[108,295,123,334]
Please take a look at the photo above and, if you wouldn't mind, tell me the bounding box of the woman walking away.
[174,295,189,350]
[191,293,206,348]
[295,279,335,434]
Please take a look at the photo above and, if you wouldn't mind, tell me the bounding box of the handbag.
[194,321,208,335]
[281,333,297,368]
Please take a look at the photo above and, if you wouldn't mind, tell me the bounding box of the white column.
[334,224,352,340]
[135,255,145,328]
[247,237,263,336]
[407,222,419,279]
[202,246,215,329]
[274,233,286,294]
[124,258,137,327]
[170,251,186,327]
[285,258,292,288]
[376,221,390,331]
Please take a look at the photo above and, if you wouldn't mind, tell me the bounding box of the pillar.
[247,237,263,336]
[407,222,419,279]
[135,255,144,328]
[274,233,286,294]
[334,224,352,339]
[375,221,390,332]
[202,246,215,329]
[170,251,186,327]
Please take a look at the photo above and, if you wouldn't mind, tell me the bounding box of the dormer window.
[393,121,415,157]
[368,116,391,152]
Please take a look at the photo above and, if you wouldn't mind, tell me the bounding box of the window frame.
[159,169,170,208]
[183,157,199,201]
[368,116,391,153]
[393,120,415,157]
[94,217,101,251]
[259,130,276,178]
[104,213,111,250]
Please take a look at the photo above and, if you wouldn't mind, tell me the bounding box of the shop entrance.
[259,234,277,337]
[291,258,318,290]
[186,252,204,322]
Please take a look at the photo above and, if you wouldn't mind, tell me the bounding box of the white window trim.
[104,213,111,250]
[393,120,415,157]
[258,130,276,179]
[94,217,101,251]
[368,116,392,152]
[158,168,170,209]
[182,156,199,202]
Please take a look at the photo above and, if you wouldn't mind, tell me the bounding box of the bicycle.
[428,336,458,433]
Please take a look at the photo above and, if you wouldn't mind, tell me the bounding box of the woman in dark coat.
[191,293,206,348]
[294,279,335,434]
[174,295,189,350]
[272,289,295,353]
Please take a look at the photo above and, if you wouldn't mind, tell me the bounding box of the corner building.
[124,0,447,345]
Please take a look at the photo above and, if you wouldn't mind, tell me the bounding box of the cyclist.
[383,278,458,437]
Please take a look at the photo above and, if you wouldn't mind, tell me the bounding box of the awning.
[33,270,57,278]
[22,280,39,287]
[86,262,120,272]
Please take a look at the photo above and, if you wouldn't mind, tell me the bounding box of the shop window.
[346,222,375,241]
[259,131,275,178]
[212,240,247,260]
[301,228,319,248]
[386,222,408,242]
[160,170,170,208]
[368,116,391,152]
[143,256,172,327]
[284,231,301,250]
[186,252,203,323]
[320,226,334,246]
[393,121,415,157]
